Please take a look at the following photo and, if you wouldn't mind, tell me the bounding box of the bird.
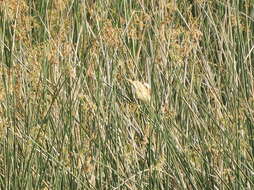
[127,79,151,103]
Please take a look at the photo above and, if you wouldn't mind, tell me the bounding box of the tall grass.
[0,0,254,189]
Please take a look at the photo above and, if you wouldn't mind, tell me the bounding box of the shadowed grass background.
[0,0,254,189]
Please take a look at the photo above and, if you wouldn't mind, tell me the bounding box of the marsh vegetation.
[0,0,254,189]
